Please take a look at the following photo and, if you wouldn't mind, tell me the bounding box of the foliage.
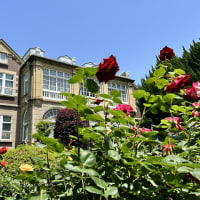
[54,108,89,147]
[2,144,57,175]
[36,120,52,137]
[2,52,200,199]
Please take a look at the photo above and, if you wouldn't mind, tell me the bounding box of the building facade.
[0,40,140,148]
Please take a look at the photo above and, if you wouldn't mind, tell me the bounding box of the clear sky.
[1,0,200,84]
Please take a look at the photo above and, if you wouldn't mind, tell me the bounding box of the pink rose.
[183,82,200,100]
[114,104,133,116]
[192,102,200,108]
[166,75,190,93]
[139,127,152,133]
[192,111,200,117]
[164,117,183,131]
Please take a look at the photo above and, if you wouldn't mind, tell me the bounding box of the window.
[108,82,127,103]
[43,69,70,100]
[24,73,28,95]
[22,111,28,142]
[0,73,14,96]
[0,115,12,140]
[80,80,101,98]
[43,109,59,138]
[0,53,7,64]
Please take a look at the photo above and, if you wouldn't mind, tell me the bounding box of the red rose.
[159,46,175,61]
[0,146,7,154]
[166,74,190,93]
[162,138,174,155]
[183,82,200,100]
[93,99,104,105]
[96,55,119,83]
[114,104,133,116]
[164,117,183,131]
[1,161,6,167]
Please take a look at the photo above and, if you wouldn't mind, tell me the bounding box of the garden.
[1,46,200,199]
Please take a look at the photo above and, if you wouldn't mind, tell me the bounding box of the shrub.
[36,120,52,137]
[54,108,88,146]
[2,144,57,175]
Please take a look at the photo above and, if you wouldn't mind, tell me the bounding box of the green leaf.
[153,67,166,78]
[191,168,200,181]
[68,70,84,83]
[133,90,146,99]
[80,150,96,167]
[64,164,82,172]
[61,100,77,109]
[150,104,158,114]
[110,90,121,97]
[94,126,107,132]
[107,109,126,117]
[156,79,169,89]
[121,142,132,153]
[73,95,87,105]
[93,106,103,112]
[174,69,185,75]
[100,94,111,99]
[158,103,169,112]
[88,113,104,122]
[112,97,122,104]
[145,77,157,84]
[83,169,99,176]
[86,186,102,195]
[84,79,99,93]
[91,176,107,189]
[84,67,98,77]
[163,93,177,103]
[107,150,121,161]
[105,186,118,196]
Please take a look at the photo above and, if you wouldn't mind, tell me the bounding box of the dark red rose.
[166,74,190,93]
[114,104,133,116]
[93,99,104,105]
[1,161,6,167]
[0,146,7,154]
[159,46,175,61]
[96,55,119,83]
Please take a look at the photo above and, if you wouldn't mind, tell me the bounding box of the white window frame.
[0,115,12,140]
[0,72,14,96]
[108,82,128,104]
[24,72,28,95]
[22,111,28,142]
[43,68,71,100]
[0,53,7,64]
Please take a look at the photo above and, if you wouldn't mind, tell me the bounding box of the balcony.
[43,90,66,101]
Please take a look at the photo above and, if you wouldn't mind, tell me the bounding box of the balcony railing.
[0,87,13,96]
[43,90,66,101]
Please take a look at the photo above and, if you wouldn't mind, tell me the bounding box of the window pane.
[3,116,11,122]
[6,74,13,80]
[50,77,56,91]
[0,80,2,86]
[3,124,11,131]
[0,73,2,78]
[43,68,49,75]
[5,80,13,88]
[2,132,11,139]
[58,72,63,77]
[64,73,70,79]
[50,70,56,76]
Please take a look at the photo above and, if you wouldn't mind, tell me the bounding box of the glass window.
[0,73,14,96]
[0,53,7,64]
[43,68,71,100]
[22,111,28,142]
[80,80,100,98]
[0,115,12,140]
[108,82,127,103]
[24,73,28,95]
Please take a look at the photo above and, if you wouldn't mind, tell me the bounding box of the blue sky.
[1,0,200,84]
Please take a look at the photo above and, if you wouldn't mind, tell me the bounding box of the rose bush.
[2,50,200,199]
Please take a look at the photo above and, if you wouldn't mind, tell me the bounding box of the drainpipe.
[25,61,31,144]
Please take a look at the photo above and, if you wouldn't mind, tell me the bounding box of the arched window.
[43,109,59,122]
[43,109,59,138]
[22,111,28,142]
